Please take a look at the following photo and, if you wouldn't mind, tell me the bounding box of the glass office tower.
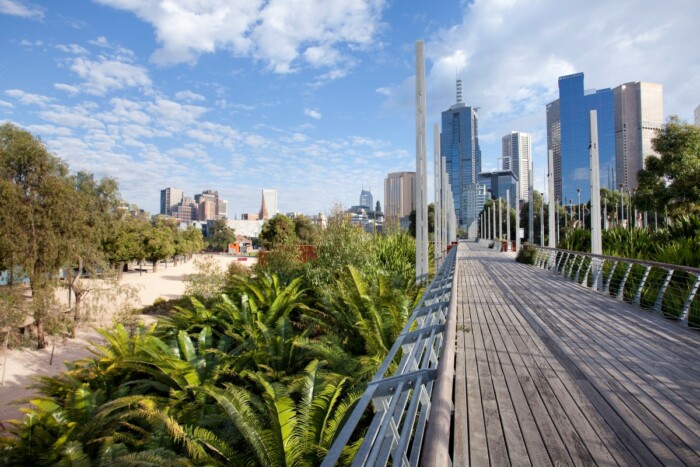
[556,73,615,204]
[440,93,481,227]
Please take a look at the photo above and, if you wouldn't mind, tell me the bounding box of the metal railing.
[529,246,700,328]
[322,245,459,466]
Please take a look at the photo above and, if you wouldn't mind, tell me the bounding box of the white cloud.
[94,0,385,73]
[175,90,206,102]
[26,124,73,136]
[54,83,80,95]
[304,108,322,120]
[0,99,14,108]
[0,0,43,19]
[4,89,52,106]
[69,57,151,95]
[56,43,89,55]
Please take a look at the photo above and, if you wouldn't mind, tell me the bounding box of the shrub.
[516,244,537,264]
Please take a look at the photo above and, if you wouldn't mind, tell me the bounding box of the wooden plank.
[483,255,694,465]
[452,264,469,467]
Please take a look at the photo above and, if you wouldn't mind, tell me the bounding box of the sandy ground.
[0,254,255,423]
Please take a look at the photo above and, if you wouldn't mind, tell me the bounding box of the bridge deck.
[454,242,700,466]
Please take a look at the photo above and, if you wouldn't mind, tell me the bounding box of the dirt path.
[0,254,255,423]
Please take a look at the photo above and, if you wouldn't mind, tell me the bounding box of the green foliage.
[260,214,297,250]
[184,255,227,300]
[515,244,537,265]
[207,218,236,252]
[143,220,176,271]
[408,203,435,238]
[636,116,700,215]
[560,228,591,252]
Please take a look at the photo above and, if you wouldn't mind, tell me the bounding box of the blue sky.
[1,0,698,216]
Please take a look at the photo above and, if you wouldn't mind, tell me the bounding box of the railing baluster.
[603,260,618,293]
[574,255,585,283]
[592,259,604,291]
[581,259,593,288]
[633,265,652,306]
[617,262,633,301]
[653,269,674,316]
[680,274,700,326]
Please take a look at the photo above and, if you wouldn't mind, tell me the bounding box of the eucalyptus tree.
[0,123,76,348]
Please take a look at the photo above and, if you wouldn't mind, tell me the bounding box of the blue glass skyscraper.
[550,73,615,204]
[440,81,481,227]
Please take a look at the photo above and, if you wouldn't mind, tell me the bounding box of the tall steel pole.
[498,197,502,240]
[528,160,534,244]
[590,110,602,256]
[515,182,521,252]
[492,203,497,240]
[414,41,428,282]
[540,200,544,246]
[433,123,441,267]
[506,189,511,251]
[548,149,556,247]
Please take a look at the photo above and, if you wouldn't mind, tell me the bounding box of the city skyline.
[1,1,699,215]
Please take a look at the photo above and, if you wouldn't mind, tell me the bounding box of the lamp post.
[632,188,637,229]
[619,184,624,228]
[577,188,582,226]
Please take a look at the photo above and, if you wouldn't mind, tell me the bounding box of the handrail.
[528,245,700,327]
[322,244,459,466]
[420,242,459,466]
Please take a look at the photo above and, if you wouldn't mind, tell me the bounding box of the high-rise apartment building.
[478,170,518,208]
[613,82,664,191]
[440,80,481,226]
[546,100,562,202]
[384,171,415,219]
[259,189,278,220]
[171,196,198,222]
[160,187,183,216]
[359,189,373,208]
[547,73,615,204]
[501,132,530,201]
[694,104,700,127]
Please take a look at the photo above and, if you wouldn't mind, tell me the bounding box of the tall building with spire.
[259,189,278,220]
[359,188,373,208]
[440,79,481,227]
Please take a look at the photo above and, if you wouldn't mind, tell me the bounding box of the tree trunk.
[36,318,46,349]
[152,260,158,272]
[71,292,83,339]
[173,255,179,267]
[117,261,125,280]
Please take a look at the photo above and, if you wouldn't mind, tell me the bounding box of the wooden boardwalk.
[453,241,700,466]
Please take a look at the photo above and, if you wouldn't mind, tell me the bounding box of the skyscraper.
[384,171,415,219]
[440,80,481,226]
[613,82,664,190]
[694,104,700,127]
[160,187,183,216]
[359,189,373,208]
[259,189,278,220]
[546,100,562,202]
[501,131,530,201]
[548,73,615,204]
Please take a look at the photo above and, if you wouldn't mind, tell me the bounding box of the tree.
[0,124,77,348]
[260,214,296,249]
[408,203,435,238]
[102,213,148,278]
[143,220,176,272]
[294,215,319,245]
[207,218,236,252]
[63,172,122,337]
[636,116,700,216]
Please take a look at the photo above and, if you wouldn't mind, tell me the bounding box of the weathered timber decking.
[454,241,700,466]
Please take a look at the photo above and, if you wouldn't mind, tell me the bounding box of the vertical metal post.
[415,41,428,282]
[528,160,534,244]
[590,111,602,256]
[492,203,497,241]
[548,149,555,247]
[603,260,618,293]
[515,181,521,252]
[540,199,544,247]
[433,123,441,267]
[498,198,502,240]
[506,189,511,251]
